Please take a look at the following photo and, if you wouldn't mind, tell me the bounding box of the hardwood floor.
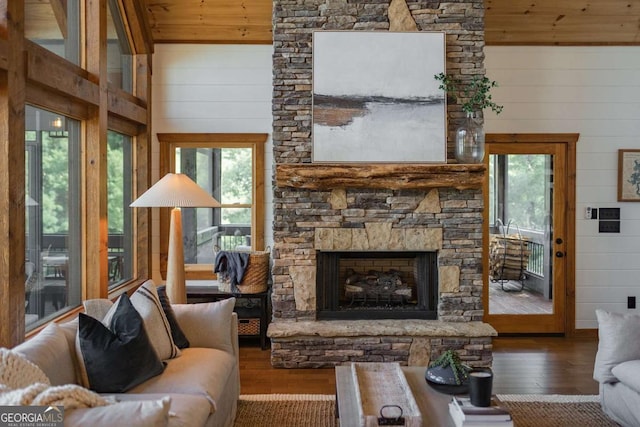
[238,336,599,395]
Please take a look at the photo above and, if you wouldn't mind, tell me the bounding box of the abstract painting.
[312,31,446,163]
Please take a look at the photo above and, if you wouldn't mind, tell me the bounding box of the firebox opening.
[316,251,438,320]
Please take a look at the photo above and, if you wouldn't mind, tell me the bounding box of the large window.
[107,0,133,92]
[159,134,267,278]
[25,0,81,64]
[107,131,134,288]
[25,106,81,330]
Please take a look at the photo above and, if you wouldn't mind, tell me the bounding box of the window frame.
[158,133,267,280]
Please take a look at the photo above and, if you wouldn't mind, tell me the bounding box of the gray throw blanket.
[214,251,250,293]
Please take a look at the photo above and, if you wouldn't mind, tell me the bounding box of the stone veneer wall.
[275,187,485,321]
[270,0,491,367]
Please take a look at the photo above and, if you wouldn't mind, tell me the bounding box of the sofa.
[594,309,640,426]
[7,280,240,427]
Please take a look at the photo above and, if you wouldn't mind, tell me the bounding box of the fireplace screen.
[316,251,438,320]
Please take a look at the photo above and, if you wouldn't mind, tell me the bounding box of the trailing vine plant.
[434,73,504,115]
[429,349,470,385]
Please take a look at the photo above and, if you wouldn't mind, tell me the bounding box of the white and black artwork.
[312,31,447,163]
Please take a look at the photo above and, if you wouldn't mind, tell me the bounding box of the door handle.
[555,251,565,258]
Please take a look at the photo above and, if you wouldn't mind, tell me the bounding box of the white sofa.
[594,309,640,426]
[11,290,240,427]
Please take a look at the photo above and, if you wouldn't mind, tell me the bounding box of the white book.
[449,403,514,427]
[453,397,512,422]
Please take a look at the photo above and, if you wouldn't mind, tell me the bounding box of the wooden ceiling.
[24,1,640,46]
[485,0,640,45]
[145,0,640,45]
[145,0,273,44]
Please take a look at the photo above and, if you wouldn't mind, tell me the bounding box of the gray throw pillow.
[594,309,640,383]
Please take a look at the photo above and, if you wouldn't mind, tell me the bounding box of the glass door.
[484,139,572,334]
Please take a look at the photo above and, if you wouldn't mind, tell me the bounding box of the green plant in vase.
[434,73,504,163]
[434,73,503,115]
[428,349,470,385]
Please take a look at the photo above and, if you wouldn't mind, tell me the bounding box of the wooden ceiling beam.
[120,0,153,53]
[49,0,67,38]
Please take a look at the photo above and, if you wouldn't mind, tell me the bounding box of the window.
[107,131,134,288]
[25,106,81,330]
[25,0,81,65]
[107,0,133,92]
[158,134,267,279]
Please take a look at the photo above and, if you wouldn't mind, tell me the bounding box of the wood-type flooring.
[238,336,599,395]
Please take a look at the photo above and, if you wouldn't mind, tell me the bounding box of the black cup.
[469,369,493,407]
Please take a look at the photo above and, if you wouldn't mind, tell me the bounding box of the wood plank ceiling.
[144,0,640,45]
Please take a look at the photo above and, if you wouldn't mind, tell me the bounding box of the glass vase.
[455,112,485,163]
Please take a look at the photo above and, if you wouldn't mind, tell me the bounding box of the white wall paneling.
[151,44,274,284]
[486,46,640,329]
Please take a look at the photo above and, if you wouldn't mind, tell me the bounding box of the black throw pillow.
[78,293,165,393]
[156,285,190,349]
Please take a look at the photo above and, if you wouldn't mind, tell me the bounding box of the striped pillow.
[104,280,180,361]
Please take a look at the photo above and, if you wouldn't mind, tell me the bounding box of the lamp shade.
[130,173,220,208]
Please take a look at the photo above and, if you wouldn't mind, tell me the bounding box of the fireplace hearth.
[316,251,438,320]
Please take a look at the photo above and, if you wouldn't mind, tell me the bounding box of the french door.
[483,134,577,334]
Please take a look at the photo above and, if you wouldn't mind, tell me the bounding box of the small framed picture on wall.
[618,149,640,201]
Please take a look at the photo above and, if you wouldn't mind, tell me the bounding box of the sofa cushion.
[157,286,190,349]
[104,393,211,427]
[612,360,640,395]
[13,322,75,386]
[78,294,165,393]
[104,280,180,361]
[595,309,640,383]
[171,298,235,353]
[65,397,171,427]
[128,347,236,413]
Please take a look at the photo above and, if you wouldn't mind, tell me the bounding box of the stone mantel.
[275,163,485,191]
[268,320,498,339]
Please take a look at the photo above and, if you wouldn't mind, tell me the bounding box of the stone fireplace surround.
[268,0,497,368]
[268,184,496,367]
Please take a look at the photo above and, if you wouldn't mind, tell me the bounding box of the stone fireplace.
[268,0,497,368]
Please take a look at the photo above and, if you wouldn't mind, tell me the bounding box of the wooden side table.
[186,285,270,350]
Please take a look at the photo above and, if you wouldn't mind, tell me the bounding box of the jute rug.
[234,394,617,427]
[498,394,618,427]
[234,394,336,427]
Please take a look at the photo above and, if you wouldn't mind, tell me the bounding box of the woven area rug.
[234,394,336,427]
[498,394,617,427]
[234,394,617,427]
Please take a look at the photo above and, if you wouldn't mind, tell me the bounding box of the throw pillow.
[171,298,236,353]
[104,280,180,360]
[13,322,76,386]
[78,293,165,393]
[83,299,114,322]
[594,309,640,383]
[156,286,190,349]
[64,397,171,427]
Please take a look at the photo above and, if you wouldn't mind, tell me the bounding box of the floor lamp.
[131,173,220,304]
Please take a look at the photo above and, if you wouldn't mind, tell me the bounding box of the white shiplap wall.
[151,44,274,284]
[485,46,640,329]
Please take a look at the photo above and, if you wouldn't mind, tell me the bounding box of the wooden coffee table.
[335,366,455,427]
